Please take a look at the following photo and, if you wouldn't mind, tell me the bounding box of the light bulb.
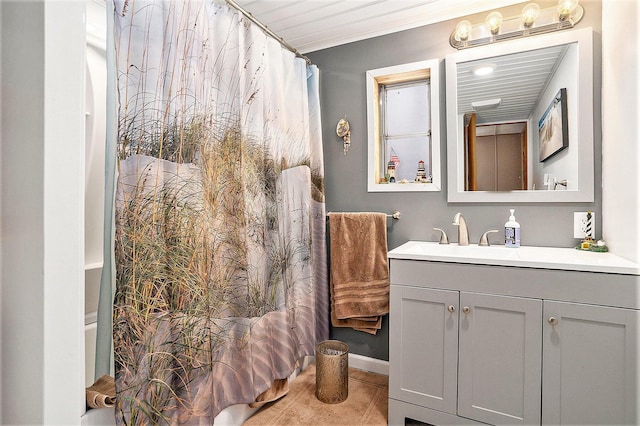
[485,11,503,35]
[557,0,579,20]
[455,20,472,41]
[521,3,540,28]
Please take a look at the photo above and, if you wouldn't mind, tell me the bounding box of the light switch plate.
[574,212,595,239]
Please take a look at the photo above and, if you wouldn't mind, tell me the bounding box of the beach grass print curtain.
[111,0,328,423]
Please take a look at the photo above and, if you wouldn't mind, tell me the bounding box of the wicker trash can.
[315,340,349,403]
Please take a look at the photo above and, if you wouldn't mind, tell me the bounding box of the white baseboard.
[348,353,389,376]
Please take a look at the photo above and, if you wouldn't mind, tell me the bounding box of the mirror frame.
[445,27,594,203]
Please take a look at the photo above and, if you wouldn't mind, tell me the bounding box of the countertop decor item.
[504,209,521,248]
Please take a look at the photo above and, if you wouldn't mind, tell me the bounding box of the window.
[366,59,441,192]
[382,80,431,182]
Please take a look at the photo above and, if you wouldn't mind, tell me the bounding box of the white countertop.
[387,241,640,275]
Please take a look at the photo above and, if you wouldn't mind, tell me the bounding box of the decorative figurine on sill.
[415,160,428,183]
[387,161,396,183]
[591,240,609,252]
[576,236,609,253]
[576,237,609,252]
[579,236,595,250]
[336,118,351,155]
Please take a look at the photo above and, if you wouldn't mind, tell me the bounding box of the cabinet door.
[389,285,459,414]
[458,292,542,425]
[542,301,639,425]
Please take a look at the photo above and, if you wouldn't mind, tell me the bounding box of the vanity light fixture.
[557,0,579,21]
[485,11,503,35]
[450,0,584,49]
[521,3,540,28]
[454,20,472,41]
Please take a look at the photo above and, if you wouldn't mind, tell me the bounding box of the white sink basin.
[387,241,640,275]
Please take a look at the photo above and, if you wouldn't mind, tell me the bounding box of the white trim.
[366,58,442,193]
[43,1,87,422]
[348,353,389,376]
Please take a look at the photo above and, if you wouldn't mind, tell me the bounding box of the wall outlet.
[574,211,595,239]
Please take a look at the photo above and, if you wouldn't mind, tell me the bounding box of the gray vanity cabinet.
[542,301,639,425]
[389,284,542,425]
[388,257,640,426]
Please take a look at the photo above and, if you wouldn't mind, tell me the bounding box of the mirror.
[446,27,594,202]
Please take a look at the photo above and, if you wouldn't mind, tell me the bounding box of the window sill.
[368,182,441,192]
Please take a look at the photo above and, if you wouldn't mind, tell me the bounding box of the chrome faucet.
[452,212,470,246]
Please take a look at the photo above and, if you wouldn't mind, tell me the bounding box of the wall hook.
[336,117,351,155]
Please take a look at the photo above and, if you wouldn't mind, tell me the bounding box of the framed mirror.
[446,27,594,202]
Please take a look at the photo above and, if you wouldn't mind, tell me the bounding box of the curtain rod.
[224,0,312,65]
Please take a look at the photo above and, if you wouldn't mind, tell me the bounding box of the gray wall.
[308,1,602,361]
[1,2,46,421]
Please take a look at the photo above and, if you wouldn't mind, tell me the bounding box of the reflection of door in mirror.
[464,113,477,190]
[465,117,528,191]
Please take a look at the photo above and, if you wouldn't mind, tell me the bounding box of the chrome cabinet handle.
[448,305,456,313]
[462,306,470,314]
[548,317,558,325]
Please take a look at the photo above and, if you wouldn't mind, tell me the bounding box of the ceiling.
[233,0,562,127]
[233,0,528,53]
[456,44,568,124]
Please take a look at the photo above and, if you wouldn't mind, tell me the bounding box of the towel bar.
[326,211,401,220]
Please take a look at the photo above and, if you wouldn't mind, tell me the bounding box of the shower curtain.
[110,0,327,423]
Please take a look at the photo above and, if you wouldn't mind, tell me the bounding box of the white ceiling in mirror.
[446,27,594,203]
[456,45,567,124]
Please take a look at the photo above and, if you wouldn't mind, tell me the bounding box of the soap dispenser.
[505,209,520,248]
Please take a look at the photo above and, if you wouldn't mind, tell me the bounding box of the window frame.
[380,79,432,182]
[366,59,442,192]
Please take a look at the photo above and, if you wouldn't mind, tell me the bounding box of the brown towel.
[331,309,382,335]
[328,212,389,334]
[249,378,290,408]
[86,375,116,409]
